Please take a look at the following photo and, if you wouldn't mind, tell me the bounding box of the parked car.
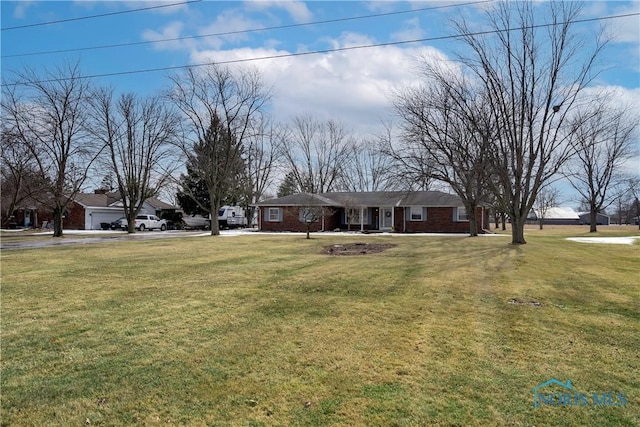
[110,217,128,231]
[135,214,167,231]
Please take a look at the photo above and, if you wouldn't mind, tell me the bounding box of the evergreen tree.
[277,172,299,197]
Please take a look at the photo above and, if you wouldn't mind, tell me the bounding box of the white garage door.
[87,209,125,229]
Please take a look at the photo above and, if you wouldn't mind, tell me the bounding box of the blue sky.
[2,1,639,203]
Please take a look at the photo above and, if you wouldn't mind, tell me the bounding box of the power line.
[1,0,202,31]
[2,0,492,58]
[2,11,638,87]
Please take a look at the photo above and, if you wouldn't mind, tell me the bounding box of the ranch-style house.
[254,191,487,234]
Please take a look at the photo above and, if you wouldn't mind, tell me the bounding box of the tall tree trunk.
[468,204,479,237]
[126,212,137,234]
[209,198,220,236]
[589,209,598,233]
[53,205,63,237]
[511,215,527,244]
[469,218,478,237]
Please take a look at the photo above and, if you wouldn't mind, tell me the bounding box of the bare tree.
[90,89,180,233]
[167,65,269,236]
[379,121,433,192]
[564,101,637,232]
[393,63,495,236]
[628,178,640,230]
[339,136,394,192]
[297,205,335,239]
[245,116,283,224]
[1,63,102,237]
[0,126,48,227]
[533,186,561,230]
[281,115,353,194]
[454,1,607,243]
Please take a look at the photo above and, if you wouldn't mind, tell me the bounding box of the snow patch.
[566,236,640,245]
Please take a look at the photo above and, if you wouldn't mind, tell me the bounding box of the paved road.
[0,230,211,250]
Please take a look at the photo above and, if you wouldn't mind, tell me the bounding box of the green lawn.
[1,227,638,426]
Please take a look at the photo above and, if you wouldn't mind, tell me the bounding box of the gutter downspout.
[403,207,406,232]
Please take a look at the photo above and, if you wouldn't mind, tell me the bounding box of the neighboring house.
[66,191,125,230]
[4,202,42,229]
[577,211,610,226]
[527,207,581,225]
[254,191,487,233]
[61,190,179,230]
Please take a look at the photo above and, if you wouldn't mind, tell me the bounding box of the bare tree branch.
[1,62,103,236]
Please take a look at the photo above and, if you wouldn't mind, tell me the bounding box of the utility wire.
[3,0,492,58]
[2,11,638,87]
[1,0,202,31]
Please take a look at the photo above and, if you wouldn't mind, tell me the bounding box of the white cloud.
[390,17,425,42]
[583,1,640,44]
[243,0,312,23]
[609,4,640,44]
[189,35,446,138]
[194,9,260,50]
[142,21,194,51]
[12,1,35,19]
[121,1,193,15]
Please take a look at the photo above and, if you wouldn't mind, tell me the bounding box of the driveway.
[0,230,212,250]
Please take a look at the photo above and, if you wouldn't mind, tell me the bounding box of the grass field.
[1,226,639,426]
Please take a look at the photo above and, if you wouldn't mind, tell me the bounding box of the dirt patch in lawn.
[508,298,543,307]
[322,242,397,256]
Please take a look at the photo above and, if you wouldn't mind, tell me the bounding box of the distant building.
[527,207,580,225]
[578,212,610,226]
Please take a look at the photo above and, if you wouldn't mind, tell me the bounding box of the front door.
[380,207,393,231]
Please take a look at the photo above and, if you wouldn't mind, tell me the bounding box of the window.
[456,207,469,222]
[299,207,318,223]
[268,208,281,222]
[345,209,360,224]
[409,206,424,221]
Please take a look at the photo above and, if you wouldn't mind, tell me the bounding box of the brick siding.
[259,206,484,233]
[398,207,483,233]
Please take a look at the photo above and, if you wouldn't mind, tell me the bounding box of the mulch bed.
[322,242,397,255]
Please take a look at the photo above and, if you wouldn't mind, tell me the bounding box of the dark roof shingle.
[255,191,464,207]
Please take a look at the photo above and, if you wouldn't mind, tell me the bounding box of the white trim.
[409,206,424,221]
[456,206,469,222]
[268,207,281,222]
[380,206,393,230]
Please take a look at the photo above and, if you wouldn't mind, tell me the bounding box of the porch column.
[360,207,364,231]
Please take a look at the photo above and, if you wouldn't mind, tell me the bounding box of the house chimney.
[94,188,108,195]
